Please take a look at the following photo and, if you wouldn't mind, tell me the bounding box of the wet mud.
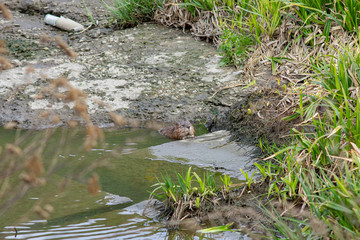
[1,0,245,129]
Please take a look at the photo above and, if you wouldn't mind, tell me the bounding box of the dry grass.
[243,16,357,81]
[0,56,12,70]
[0,39,12,71]
[154,0,223,43]
[0,3,12,20]
[54,36,78,59]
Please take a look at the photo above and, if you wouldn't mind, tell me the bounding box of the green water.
[0,127,244,239]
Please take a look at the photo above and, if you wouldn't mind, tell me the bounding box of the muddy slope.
[0,0,250,129]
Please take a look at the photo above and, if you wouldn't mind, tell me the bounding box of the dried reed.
[0,3,12,20]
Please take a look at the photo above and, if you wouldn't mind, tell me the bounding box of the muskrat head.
[178,120,195,138]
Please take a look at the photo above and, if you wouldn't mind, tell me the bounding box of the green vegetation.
[239,168,256,189]
[256,46,360,238]
[103,0,164,27]
[151,167,232,220]
[193,121,210,136]
[218,28,254,67]
[179,0,236,13]
[198,223,235,233]
[81,0,97,25]
[6,39,49,60]
[108,0,360,237]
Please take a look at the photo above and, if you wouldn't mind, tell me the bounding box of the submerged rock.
[119,199,163,220]
[151,130,256,179]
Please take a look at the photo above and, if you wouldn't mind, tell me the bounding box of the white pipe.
[44,14,85,32]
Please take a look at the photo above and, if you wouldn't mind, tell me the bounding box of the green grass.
[154,1,359,237]
[218,27,254,67]
[103,0,163,27]
[284,0,360,34]
[162,2,360,236]
[179,0,237,15]
[103,0,360,237]
[151,167,232,219]
[254,45,360,238]
[81,0,97,25]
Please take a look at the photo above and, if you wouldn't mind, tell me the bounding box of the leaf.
[197,223,234,233]
[241,79,256,90]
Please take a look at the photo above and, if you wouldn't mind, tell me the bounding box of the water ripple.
[2,217,163,240]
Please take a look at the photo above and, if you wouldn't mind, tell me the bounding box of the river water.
[0,127,252,239]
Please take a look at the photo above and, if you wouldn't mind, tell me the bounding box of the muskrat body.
[159,120,195,140]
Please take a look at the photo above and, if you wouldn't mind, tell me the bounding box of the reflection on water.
[0,128,247,240]
[3,217,164,239]
[3,218,243,240]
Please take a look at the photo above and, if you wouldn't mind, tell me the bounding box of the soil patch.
[0,0,294,142]
[0,0,249,129]
[209,65,298,145]
[160,182,275,238]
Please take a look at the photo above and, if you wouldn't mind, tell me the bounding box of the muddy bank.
[0,1,295,238]
[0,0,292,145]
[0,0,249,130]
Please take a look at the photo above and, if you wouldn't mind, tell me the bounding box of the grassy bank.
[106,0,360,238]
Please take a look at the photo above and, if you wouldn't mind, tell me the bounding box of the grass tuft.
[103,0,164,28]
[151,167,232,221]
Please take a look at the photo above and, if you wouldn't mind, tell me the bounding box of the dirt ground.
[0,0,242,130]
[0,0,294,143]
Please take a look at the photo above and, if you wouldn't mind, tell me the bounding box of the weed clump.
[218,28,254,67]
[151,167,233,223]
[103,0,164,28]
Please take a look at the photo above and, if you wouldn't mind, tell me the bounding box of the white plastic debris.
[44,14,85,32]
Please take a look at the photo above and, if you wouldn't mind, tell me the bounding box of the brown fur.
[159,120,195,140]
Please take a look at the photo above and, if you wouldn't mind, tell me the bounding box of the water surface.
[0,127,248,239]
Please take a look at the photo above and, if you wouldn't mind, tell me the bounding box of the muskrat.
[159,120,195,140]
